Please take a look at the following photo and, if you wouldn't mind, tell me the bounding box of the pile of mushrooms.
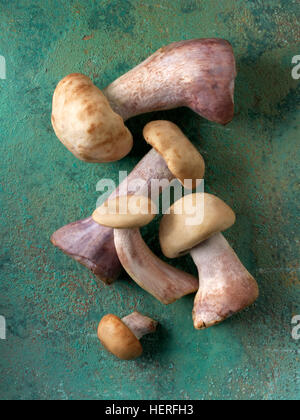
[50,38,259,360]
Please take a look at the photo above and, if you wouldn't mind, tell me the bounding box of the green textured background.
[0,0,299,400]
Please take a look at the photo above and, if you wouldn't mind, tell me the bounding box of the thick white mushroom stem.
[114,229,199,305]
[122,312,158,340]
[191,233,259,329]
[104,38,236,124]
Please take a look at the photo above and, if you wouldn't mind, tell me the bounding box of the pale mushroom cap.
[143,121,205,188]
[98,314,143,360]
[92,195,157,229]
[160,193,236,259]
[52,73,133,163]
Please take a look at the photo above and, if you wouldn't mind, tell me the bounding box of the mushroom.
[98,312,158,360]
[91,122,205,303]
[159,193,259,329]
[51,148,170,284]
[93,195,157,229]
[52,38,236,162]
[143,120,205,189]
[51,122,205,286]
[52,74,133,163]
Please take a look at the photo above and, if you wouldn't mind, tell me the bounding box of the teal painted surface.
[0,0,299,400]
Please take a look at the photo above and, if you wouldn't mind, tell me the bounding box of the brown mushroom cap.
[52,73,133,163]
[160,193,236,259]
[143,121,205,189]
[98,314,143,360]
[92,195,157,229]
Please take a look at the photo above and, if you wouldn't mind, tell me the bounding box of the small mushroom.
[160,193,259,329]
[51,122,205,286]
[98,312,158,360]
[91,122,205,303]
[52,39,236,162]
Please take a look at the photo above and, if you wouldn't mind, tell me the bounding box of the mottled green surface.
[0,0,299,400]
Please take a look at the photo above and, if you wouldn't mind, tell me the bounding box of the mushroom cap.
[160,193,236,259]
[98,314,143,360]
[52,73,133,163]
[92,195,157,229]
[143,121,205,188]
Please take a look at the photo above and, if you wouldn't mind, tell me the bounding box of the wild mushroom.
[51,148,169,284]
[52,74,133,162]
[52,38,236,162]
[93,198,199,304]
[93,195,157,229]
[51,121,205,286]
[91,122,205,303]
[98,312,158,360]
[159,193,259,329]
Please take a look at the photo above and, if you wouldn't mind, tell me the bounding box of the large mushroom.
[52,38,236,162]
[52,122,205,286]
[159,193,259,329]
[98,312,158,360]
[91,122,205,303]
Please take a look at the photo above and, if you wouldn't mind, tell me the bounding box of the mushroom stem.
[190,233,259,329]
[51,219,121,285]
[114,229,199,304]
[121,312,158,340]
[104,38,236,124]
[51,149,174,284]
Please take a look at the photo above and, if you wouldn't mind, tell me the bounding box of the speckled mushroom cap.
[143,121,205,189]
[52,73,133,163]
[92,195,157,229]
[98,314,143,360]
[160,193,236,259]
